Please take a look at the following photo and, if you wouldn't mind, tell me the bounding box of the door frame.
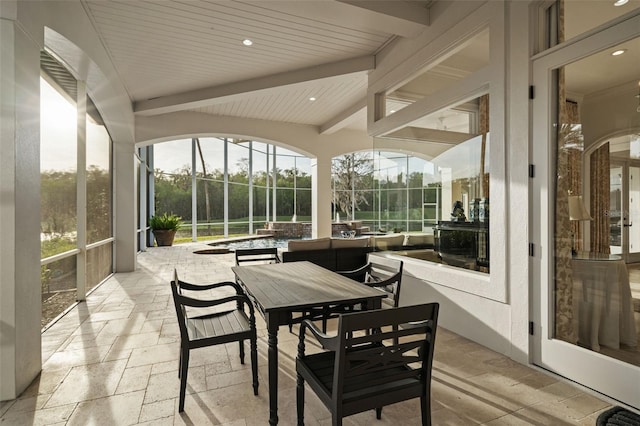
[531,13,640,408]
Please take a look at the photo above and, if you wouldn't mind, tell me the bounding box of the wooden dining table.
[232,261,387,425]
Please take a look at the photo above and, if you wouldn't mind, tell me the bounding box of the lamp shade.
[568,195,593,221]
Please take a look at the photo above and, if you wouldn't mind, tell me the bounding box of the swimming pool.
[210,237,294,251]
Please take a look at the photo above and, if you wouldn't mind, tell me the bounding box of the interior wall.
[581,80,640,150]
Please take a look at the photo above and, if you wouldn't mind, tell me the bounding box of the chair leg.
[296,373,305,426]
[376,407,382,419]
[239,339,245,364]
[421,394,430,426]
[251,335,259,395]
[178,348,190,412]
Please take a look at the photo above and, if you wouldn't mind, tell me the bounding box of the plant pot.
[153,229,177,246]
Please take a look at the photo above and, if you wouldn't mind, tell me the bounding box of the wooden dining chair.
[338,256,404,309]
[296,303,439,426]
[323,256,404,336]
[170,269,258,412]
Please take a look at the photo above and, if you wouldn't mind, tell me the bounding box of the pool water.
[211,237,294,251]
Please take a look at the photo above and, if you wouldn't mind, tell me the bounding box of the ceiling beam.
[336,1,430,29]
[252,1,428,38]
[383,127,473,145]
[134,55,375,116]
[320,98,367,135]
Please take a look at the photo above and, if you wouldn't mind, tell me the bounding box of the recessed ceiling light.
[614,0,628,6]
[612,49,627,56]
[389,110,396,114]
[242,39,253,46]
[309,97,316,101]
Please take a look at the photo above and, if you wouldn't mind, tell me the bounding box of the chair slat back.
[235,247,280,265]
[333,303,438,401]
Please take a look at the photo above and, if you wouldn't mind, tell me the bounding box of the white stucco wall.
[366,0,532,363]
[581,80,640,149]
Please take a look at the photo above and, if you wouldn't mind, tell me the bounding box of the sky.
[153,138,311,175]
[40,78,110,172]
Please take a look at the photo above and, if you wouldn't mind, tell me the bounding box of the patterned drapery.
[566,101,584,251]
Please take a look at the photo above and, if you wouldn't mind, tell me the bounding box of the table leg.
[267,315,279,425]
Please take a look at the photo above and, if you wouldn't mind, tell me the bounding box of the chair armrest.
[299,319,338,351]
[178,280,244,295]
[336,263,371,280]
[176,293,255,317]
[366,271,401,289]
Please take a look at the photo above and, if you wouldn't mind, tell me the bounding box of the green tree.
[332,153,374,220]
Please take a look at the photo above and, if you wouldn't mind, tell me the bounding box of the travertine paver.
[0,243,613,425]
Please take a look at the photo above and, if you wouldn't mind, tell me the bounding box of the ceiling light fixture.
[614,0,628,6]
[309,97,316,101]
[242,39,253,46]
[612,49,627,56]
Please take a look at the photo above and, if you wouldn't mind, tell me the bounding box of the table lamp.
[568,195,592,255]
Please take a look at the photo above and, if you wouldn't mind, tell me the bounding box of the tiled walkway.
[0,244,614,425]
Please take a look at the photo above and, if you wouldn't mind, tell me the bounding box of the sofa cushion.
[404,233,434,247]
[330,237,369,249]
[370,234,405,250]
[287,237,331,252]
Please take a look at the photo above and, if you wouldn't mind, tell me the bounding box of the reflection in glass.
[384,29,489,117]
[369,94,490,273]
[552,34,639,363]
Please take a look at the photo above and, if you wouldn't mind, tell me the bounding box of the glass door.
[609,159,640,263]
[532,15,640,408]
[610,164,623,255]
[628,165,640,262]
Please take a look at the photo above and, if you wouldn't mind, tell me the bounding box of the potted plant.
[149,213,182,246]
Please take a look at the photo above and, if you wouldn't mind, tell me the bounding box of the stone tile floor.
[0,243,616,425]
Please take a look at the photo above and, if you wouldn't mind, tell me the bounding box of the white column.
[272,146,277,221]
[114,140,137,271]
[0,6,43,399]
[249,141,254,234]
[224,138,228,237]
[311,154,333,238]
[76,81,87,300]
[137,147,148,251]
[191,139,197,242]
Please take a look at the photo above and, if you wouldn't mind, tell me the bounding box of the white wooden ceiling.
[82,0,639,135]
[83,0,431,132]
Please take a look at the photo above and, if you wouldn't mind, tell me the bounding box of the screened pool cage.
[138,138,442,246]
